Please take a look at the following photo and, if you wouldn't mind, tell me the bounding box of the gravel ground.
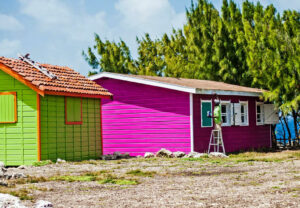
[2,151,300,208]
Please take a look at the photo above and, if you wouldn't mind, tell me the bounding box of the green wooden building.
[0,56,112,166]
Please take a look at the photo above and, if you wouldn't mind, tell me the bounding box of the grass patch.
[126,169,156,177]
[0,187,33,201]
[50,175,96,182]
[32,160,53,167]
[98,179,138,185]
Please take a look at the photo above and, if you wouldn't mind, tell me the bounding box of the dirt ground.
[2,150,300,208]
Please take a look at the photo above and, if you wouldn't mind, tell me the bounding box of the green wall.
[0,70,38,166]
[40,95,102,161]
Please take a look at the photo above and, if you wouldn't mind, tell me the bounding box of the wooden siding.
[193,94,271,153]
[0,70,38,166]
[40,96,102,161]
[97,78,191,156]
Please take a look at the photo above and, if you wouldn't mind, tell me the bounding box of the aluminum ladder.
[208,130,226,154]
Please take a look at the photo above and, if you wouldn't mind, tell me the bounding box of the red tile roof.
[0,57,112,99]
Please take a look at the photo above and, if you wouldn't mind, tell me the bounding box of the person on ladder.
[213,100,222,131]
[208,99,226,154]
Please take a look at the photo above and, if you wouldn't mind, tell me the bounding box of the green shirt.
[214,106,222,124]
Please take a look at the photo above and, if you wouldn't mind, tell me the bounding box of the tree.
[82,34,134,76]
[83,0,299,124]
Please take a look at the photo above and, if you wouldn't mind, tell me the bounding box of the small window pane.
[241,105,244,113]
[221,105,226,113]
[257,105,261,113]
[222,115,227,123]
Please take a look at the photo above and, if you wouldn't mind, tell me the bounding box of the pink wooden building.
[91,72,278,156]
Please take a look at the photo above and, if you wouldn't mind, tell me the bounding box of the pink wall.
[193,94,271,153]
[96,78,191,156]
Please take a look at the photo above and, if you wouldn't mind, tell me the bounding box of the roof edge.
[0,63,45,96]
[90,72,263,97]
[90,72,197,93]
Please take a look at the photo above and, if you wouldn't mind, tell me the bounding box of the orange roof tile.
[0,57,112,99]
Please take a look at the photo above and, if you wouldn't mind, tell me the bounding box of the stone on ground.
[0,193,27,208]
[208,152,228,158]
[173,151,186,158]
[35,200,53,208]
[144,152,154,158]
[56,158,66,163]
[155,148,173,158]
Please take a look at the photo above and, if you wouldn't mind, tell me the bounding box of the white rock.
[144,152,154,158]
[56,158,66,163]
[0,180,8,187]
[11,173,26,179]
[0,193,27,208]
[193,153,208,158]
[35,200,53,208]
[209,152,228,158]
[113,151,122,156]
[155,148,173,158]
[173,151,186,158]
[0,161,5,169]
[18,165,26,170]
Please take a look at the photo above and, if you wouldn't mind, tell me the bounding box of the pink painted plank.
[103,129,189,134]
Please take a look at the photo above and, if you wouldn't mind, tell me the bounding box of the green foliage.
[83,0,299,113]
[126,169,156,177]
[32,160,53,167]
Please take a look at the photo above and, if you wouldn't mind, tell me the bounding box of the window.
[65,97,82,125]
[256,102,264,125]
[201,100,212,127]
[0,92,17,123]
[240,101,249,126]
[221,101,231,126]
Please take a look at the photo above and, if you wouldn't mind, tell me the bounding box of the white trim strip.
[189,93,194,152]
[90,72,262,97]
[90,72,196,93]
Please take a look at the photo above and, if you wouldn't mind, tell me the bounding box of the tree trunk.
[292,110,299,144]
[283,116,292,146]
[279,118,286,146]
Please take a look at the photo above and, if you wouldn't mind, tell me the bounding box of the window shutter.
[65,97,82,124]
[264,104,278,124]
[0,92,17,123]
[234,103,241,126]
[201,101,212,127]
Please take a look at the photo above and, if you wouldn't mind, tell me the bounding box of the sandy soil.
[2,151,300,208]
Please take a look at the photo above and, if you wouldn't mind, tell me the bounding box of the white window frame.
[256,102,264,125]
[220,100,231,126]
[201,99,213,128]
[239,101,249,126]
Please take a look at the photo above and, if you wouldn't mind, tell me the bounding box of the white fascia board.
[90,72,262,97]
[195,89,262,97]
[90,72,197,93]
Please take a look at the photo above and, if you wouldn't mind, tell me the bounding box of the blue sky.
[0,0,299,76]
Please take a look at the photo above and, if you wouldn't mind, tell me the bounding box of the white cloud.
[19,0,108,41]
[115,0,186,36]
[0,39,21,56]
[0,14,23,31]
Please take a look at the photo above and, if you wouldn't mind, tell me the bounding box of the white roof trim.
[90,72,197,93]
[90,72,262,97]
